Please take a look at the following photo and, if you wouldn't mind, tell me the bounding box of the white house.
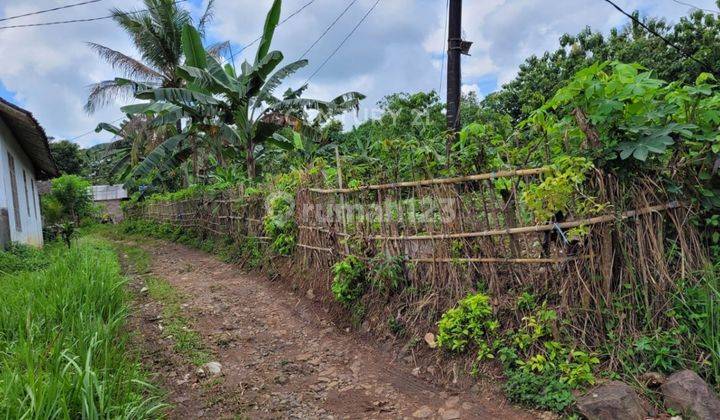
[0,97,58,247]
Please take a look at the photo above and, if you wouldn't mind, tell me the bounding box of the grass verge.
[0,237,166,418]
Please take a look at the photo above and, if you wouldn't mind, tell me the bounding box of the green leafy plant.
[437,292,497,353]
[368,254,405,294]
[504,369,574,412]
[263,192,297,256]
[41,174,94,224]
[331,255,366,305]
[522,156,594,222]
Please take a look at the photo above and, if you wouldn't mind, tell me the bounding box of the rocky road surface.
[123,239,533,419]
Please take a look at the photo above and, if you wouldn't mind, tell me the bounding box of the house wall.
[0,117,43,246]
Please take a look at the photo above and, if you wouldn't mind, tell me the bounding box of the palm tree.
[85,0,218,113]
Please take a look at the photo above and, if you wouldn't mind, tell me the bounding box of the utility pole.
[446,0,462,163]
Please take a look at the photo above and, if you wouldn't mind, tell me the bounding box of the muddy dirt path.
[123,239,533,419]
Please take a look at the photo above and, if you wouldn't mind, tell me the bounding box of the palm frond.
[198,0,216,35]
[207,40,230,59]
[85,80,136,114]
[88,43,163,81]
[255,59,309,108]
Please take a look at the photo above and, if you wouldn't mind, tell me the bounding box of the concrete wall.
[97,199,125,223]
[0,117,44,246]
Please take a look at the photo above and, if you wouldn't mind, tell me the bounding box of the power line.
[0,0,187,30]
[438,0,449,95]
[0,0,103,23]
[299,0,358,60]
[601,0,715,73]
[670,0,720,14]
[223,0,316,65]
[70,116,124,141]
[304,0,381,84]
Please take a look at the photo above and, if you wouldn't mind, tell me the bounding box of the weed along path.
[117,237,532,419]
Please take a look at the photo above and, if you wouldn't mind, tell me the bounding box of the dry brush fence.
[134,167,707,346]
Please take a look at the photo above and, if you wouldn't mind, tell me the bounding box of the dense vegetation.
[44,0,720,415]
[0,238,164,418]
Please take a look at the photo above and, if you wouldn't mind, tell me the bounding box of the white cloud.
[0,0,717,147]
[461,83,480,97]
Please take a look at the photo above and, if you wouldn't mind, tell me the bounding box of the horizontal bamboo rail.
[297,243,334,253]
[365,201,681,241]
[410,256,589,264]
[307,167,551,194]
[297,243,588,264]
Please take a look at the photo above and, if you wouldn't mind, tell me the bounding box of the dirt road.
[123,239,533,419]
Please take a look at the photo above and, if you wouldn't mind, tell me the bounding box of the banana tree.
[117,0,364,181]
[94,116,175,181]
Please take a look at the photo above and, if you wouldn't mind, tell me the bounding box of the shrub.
[331,256,366,304]
[437,292,497,353]
[42,174,94,224]
[504,369,574,412]
[263,192,297,256]
[436,294,599,413]
[368,254,405,294]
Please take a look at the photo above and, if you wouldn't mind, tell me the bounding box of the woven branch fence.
[132,166,707,346]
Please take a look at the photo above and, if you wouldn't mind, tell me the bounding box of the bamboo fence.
[134,167,706,344]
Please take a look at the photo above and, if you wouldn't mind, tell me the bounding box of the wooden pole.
[446,0,462,163]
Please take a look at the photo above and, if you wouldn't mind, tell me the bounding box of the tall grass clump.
[0,238,165,418]
[0,242,48,275]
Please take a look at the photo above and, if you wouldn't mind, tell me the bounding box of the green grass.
[0,242,49,275]
[145,276,210,366]
[0,237,166,418]
[95,225,212,367]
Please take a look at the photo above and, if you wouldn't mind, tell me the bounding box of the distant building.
[0,98,58,248]
[91,185,128,223]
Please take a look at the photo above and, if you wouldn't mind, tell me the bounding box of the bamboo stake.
[335,146,350,255]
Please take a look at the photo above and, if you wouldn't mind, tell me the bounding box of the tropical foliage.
[71,0,720,415]
[94,0,363,191]
[85,0,218,113]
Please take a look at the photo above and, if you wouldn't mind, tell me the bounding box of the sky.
[0,0,718,147]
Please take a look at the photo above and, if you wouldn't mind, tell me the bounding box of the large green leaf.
[255,59,308,107]
[121,101,182,115]
[177,65,228,92]
[245,51,284,98]
[269,131,304,151]
[149,108,186,128]
[129,133,190,179]
[182,24,207,69]
[136,88,220,107]
[269,132,295,151]
[255,0,282,63]
[617,124,695,161]
[95,122,122,135]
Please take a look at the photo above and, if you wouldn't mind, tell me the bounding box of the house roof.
[0,97,58,180]
[91,185,128,201]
